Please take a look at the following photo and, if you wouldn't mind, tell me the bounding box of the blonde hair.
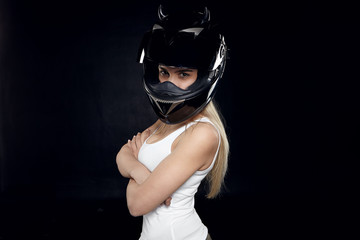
[201,101,229,198]
[153,101,229,198]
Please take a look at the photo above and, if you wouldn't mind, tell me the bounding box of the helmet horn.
[202,7,210,22]
[158,5,168,21]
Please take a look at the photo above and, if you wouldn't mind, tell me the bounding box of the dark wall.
[0,0,162,200]
[0,0,356,239]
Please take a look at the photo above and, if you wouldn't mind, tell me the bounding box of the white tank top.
[137,117,220,240]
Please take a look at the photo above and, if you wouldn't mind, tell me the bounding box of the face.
[158,65,198,90]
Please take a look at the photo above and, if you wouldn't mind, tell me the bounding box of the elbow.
[126,188,151,217]
[127,198,146,217]
[116,146,128,177]
[126,179,154,217]
[115,157,124,177]
[115,151,122,170]
[128,205,143,217]
[115,146,124,167]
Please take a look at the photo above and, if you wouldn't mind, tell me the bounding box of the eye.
[159,69,169,77]
[179,72,190,78]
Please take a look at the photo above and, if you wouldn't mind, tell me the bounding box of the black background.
[0,0,357,239]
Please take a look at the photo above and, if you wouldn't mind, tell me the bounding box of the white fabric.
[137,117,220,240]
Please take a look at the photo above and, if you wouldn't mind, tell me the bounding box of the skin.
[116,65,218,217]
[158,65,198,89]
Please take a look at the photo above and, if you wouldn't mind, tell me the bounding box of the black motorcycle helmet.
[137,4,228,124]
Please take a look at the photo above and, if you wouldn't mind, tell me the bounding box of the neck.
[163,114,204,130]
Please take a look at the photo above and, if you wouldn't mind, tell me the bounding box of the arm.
[116,120,161,183]
[116,143,150,183]
[126,122,219,217]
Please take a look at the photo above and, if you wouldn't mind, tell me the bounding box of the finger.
[130,136,136,154]
[164,197,172,206]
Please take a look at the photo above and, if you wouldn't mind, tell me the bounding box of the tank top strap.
[164,117,216,141]
[187,117,220,136]
[170,117,220,143]
[147,117,220,150]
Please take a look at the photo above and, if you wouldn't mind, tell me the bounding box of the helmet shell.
[137,5,228,124]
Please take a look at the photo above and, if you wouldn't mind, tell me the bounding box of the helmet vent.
[150,95,185,104]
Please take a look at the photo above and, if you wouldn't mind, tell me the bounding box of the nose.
[168,75,176,84]
[161,74,178,86]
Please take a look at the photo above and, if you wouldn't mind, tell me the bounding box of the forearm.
[126,176,170,217]
[126,179,154,217]
[116,144,150,183]
[126,179,141,216]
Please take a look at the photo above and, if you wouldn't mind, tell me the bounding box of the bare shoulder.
[189,121,218,139]
[177,121,219,151]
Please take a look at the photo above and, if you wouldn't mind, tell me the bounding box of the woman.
[116,5,229,240]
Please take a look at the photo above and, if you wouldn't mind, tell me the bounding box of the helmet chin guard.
[137,5,228,124]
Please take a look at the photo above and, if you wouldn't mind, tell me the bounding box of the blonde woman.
[116,5,229,240]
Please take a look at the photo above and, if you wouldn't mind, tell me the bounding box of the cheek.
[158,74,166,83]
[187,75,198,86]
[179,77,197,89]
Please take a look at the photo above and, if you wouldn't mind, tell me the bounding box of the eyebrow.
[159,66,195,73]
[175,69,194,73]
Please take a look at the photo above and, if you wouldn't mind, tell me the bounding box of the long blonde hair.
[154,101,229,198]
[201,101,229,198]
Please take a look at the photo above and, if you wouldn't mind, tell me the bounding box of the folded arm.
[116,120,160,184]
[126,122,219,217]
[116,143,150,184]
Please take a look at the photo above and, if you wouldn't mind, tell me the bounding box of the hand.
[128,129,151,159]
